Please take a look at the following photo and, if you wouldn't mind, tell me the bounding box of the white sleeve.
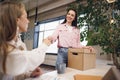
[6,43,48,76]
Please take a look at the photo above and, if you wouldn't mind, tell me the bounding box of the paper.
[39,75,68,80]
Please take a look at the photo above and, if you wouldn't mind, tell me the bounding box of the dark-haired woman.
[49,9,94,68]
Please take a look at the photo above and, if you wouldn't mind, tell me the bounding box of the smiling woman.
[0,1,52,80]
[48,8,95,69]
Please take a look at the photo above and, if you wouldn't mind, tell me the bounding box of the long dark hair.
[0,1,24,74]
[62,8,77,27]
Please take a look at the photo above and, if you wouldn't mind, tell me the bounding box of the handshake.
[43,36,53,46]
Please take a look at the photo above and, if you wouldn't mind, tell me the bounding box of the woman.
[0,1,51,80]
[50,8,94,67]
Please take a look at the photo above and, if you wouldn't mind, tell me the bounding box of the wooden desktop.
[26,59,112,80]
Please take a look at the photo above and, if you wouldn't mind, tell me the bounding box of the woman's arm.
[6,38,51,76]
[49,25,60,43]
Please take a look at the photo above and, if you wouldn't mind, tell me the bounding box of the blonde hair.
[0,1,25,74]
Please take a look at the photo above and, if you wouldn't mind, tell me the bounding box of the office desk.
[26,59,112,80]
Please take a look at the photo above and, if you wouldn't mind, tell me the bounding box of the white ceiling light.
[106,0,116,3]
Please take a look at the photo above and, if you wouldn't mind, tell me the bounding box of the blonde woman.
[0,1,51,80]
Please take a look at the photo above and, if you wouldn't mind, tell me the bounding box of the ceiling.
[0,0,52,11]
[22,0,55,11]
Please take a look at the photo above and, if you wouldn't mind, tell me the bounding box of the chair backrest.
[74,74,102,80]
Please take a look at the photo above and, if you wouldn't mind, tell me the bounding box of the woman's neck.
[13,36,18,42]
[65,22,72,26]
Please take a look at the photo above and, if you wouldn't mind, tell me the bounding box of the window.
[33,15,88,54]
[35,16,64,54]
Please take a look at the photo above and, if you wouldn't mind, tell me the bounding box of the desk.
[26,59,112,80]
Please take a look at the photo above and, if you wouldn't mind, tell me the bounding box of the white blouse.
[0,35,48,76]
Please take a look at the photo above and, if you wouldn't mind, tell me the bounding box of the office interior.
[19,0,113,66]
[0,0,119,80]
[0,0,112,64]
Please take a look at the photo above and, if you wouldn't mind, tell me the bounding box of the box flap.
[68,48,95,54]
[74,74,102,80]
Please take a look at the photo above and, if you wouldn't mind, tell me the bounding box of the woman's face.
[17,9,29,32]
[66,10,76,24]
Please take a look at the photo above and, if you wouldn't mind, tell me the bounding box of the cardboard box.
[68,48,96,70]
[74,74,102,80]
[74,67,117,80]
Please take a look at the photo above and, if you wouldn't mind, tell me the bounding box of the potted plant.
[70,0,120,69]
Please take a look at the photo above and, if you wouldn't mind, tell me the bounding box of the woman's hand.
[83,46,96,52]
[30,67,43,78]
[43,37,52,46]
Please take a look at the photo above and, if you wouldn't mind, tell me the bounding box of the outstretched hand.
[43,37,52,46]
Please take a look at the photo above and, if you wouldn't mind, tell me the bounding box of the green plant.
[69,0,120,69]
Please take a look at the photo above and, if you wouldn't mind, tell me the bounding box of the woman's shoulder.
[73,27,80,33]
[73,26,80,30]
